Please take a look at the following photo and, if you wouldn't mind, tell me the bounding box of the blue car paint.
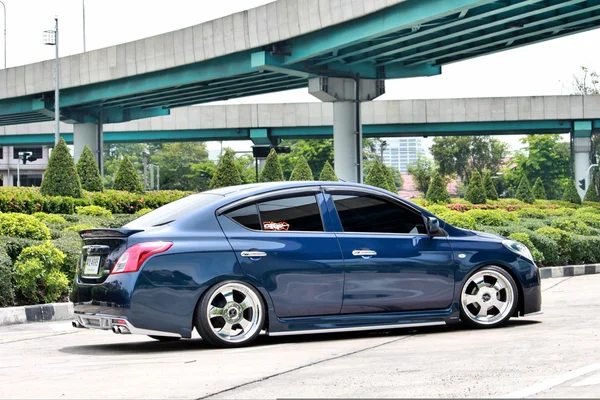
[71,181,541,338]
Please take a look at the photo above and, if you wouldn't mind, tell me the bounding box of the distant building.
[0,145,49,187]
[379,137,425,174]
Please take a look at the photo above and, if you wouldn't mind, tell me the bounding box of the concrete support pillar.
[309,77,384,183]
[74,122,104,176]
[572,121,593,199]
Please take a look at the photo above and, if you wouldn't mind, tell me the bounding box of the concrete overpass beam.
[572,121,593,200]
[309,77,384,183]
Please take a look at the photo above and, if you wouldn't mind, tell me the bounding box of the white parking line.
[572,372,600,387]
[498,363,600,398]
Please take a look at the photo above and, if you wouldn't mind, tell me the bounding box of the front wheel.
[195,281,265,348]
[460,266,518,328]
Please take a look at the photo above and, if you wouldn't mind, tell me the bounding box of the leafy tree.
[407,157,434,195]
[482,170,499,201]
[40,138,82,198]
[235,154,257,184]
[289,156,314,181]
[76,146,103,192]
[562,180,582,205]
[465,171,486,204]
[113,156,144,193]
[382,164,397,193]
[365,161,390,191]
[279,139,334,180]
[319,161,338,181]
[584,185,600,202]
[426,172,450,204]
[209,149,242,189]
[260,149,285,182]
[532,178,547,200]
[516,176,535,204]
[506,186,516,198]
[149,142,212,191]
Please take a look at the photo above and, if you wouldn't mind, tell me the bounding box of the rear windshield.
[124,193,223,229]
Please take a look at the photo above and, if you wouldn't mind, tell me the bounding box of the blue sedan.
[71,182,541,347]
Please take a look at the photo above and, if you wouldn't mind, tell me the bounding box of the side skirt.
[269,321,445,336]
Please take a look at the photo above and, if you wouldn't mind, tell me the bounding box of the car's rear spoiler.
[79,228,144,239]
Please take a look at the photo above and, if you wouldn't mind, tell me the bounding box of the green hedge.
[0,214,51,240]
[0,247,14,307]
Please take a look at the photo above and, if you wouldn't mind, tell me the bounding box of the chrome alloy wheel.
[461,269,515,326]
[205,282,262,344]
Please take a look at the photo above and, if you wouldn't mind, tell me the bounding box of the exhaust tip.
[72,321,78,328]
[112,326,119,334]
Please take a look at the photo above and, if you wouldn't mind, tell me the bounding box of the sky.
[3,0,599,157]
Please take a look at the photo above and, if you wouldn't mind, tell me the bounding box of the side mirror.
[426,217,440,235]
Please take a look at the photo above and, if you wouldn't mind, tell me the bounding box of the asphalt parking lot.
[1,274,599,399]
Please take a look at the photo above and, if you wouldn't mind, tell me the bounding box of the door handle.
[241,251,267,259]
[352,249,377,258]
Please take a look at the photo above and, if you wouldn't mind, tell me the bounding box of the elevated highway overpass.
[1,0,600,184]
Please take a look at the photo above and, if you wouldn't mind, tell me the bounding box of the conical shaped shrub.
[562,180,582,205]
[483,170,499,201]
[40,138,82,198]
[426,172,450,204]
[113,156,144,193]
[365,161,390,191]
[260,148,284,182]
[383,164,397,193]
[516,176,535,204]
[319,161,338,181]
[532,178,547,200]
[210,149,242,189]
[465,171,486,204]
[584,185,600,202]
[289,156,314,181]
[76,146,103,192]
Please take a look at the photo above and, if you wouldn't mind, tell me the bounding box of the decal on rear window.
[263,221,290,231]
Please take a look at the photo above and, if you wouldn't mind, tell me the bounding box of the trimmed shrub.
[533,178,547,200]
[135,207,153,216]
[562,180,582,205]
[42,196,75,214]
[516,207,548,219]
[40,138,82,198]
[426,172,450,204]
[63,223,95,233]
[465,209,519,226]
[33,212,68,226]
[76,146,103,192]
[551,217,590,236]
[584,186,600,202]
[518,218,549,231]
[515,176,535,204]
[76,205,112,218]
[209,149,242,189]
[506,186,516,198]
[535,227,573,264]
[19,241,65,272]
[53,231,83,281]
[365,161,390,192]
[441,211,477,230]
[289,156,314,181]
[114,156,144,193]
[89,190,145,214]
[382,164,397,193]
[260,149,285,182]
[319,161,338,181]
[13,258,44,305]
[483,171,499,201]
[465,171,486,204]
[528,231,559,266]
[577,213,600,229]
[0,247,14,307]
[570,235,600,265]
[0,213,51,240]
[507,232,544,263]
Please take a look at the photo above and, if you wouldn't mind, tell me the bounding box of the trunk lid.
[78,228,143,283]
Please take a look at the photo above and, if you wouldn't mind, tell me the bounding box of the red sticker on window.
[263,221,290,231]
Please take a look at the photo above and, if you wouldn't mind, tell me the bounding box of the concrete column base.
[73,123,99,163]
[573,136,592,199]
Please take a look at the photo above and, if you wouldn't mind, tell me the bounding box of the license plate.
[83,256,101,276]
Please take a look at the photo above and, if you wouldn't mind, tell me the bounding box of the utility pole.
[82,0,86,52]
[43,19,60,144]
[0,1,6,69]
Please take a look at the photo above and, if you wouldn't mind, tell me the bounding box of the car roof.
[203,181,367,197]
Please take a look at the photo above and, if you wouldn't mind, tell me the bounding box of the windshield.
[124,193,223,229]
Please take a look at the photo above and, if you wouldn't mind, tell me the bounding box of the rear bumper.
[73,312,181,338]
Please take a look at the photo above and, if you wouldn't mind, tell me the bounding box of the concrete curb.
[0,264,599,327]
[0,302,73,326]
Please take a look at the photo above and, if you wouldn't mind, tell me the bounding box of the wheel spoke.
[209,305,224,318]
[492,278,506,292]
[219,322,234,337]
[238,318,250,331]
[477,304,489,317]
[240,298,253,311]
[464,294,479,306]
[221,289,235,305]
[491,297,506,311]
[474,276,488,292]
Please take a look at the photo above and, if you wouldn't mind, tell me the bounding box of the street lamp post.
[43,18,60,145]
[82,0,86,52]
[0,1,6,69]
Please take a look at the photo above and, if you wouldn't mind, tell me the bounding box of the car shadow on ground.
[59,318,541,356]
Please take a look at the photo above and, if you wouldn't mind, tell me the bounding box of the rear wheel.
[460,266,518,328]
[148,335,181,342]
[195,281,265,348]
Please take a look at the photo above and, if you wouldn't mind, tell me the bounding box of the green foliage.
[515,207,547,219]
[465,171,487,204]
[52,231,82,281]
[519,218,549,231]
[19,241,65,272]
[76,205,112,218]
[114,156,144,193]
[147,142,213,191]
[76,146,103,192]
[42,196,76,214]
[382,164,397,193]
[319,161,338,181]
[507,232,544,263]
[482,171,499,201]
[532,178,547,200]
[535,227,573,264]
[407,157,434,195]
[260,149,285,182]
[40,138,82,198]
[209,149,242,189]
[551,217,590,235]
[562,180,582,205]
[135,207,153,216]
[570,235,600,265]
[426,172,450,204]
[63,223,95,232]
[584,185,600,202]
[278,139,334,180]
[515,176,535,204]
[465,209,519,226]
[33,212,68,226]
[0,247,14,307]
[528,231,559,266]
[0,213,51,240]
[576,212,600,229]
[440,211,477,230]
[289,156,314,181]
[365,161,391,191]
[506,186,516,198]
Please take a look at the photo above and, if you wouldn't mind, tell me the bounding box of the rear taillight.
[111,242,173,274]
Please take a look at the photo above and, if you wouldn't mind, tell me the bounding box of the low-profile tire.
[460,266,519,329]
[195,280,265,348]
[148,335,181,342]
